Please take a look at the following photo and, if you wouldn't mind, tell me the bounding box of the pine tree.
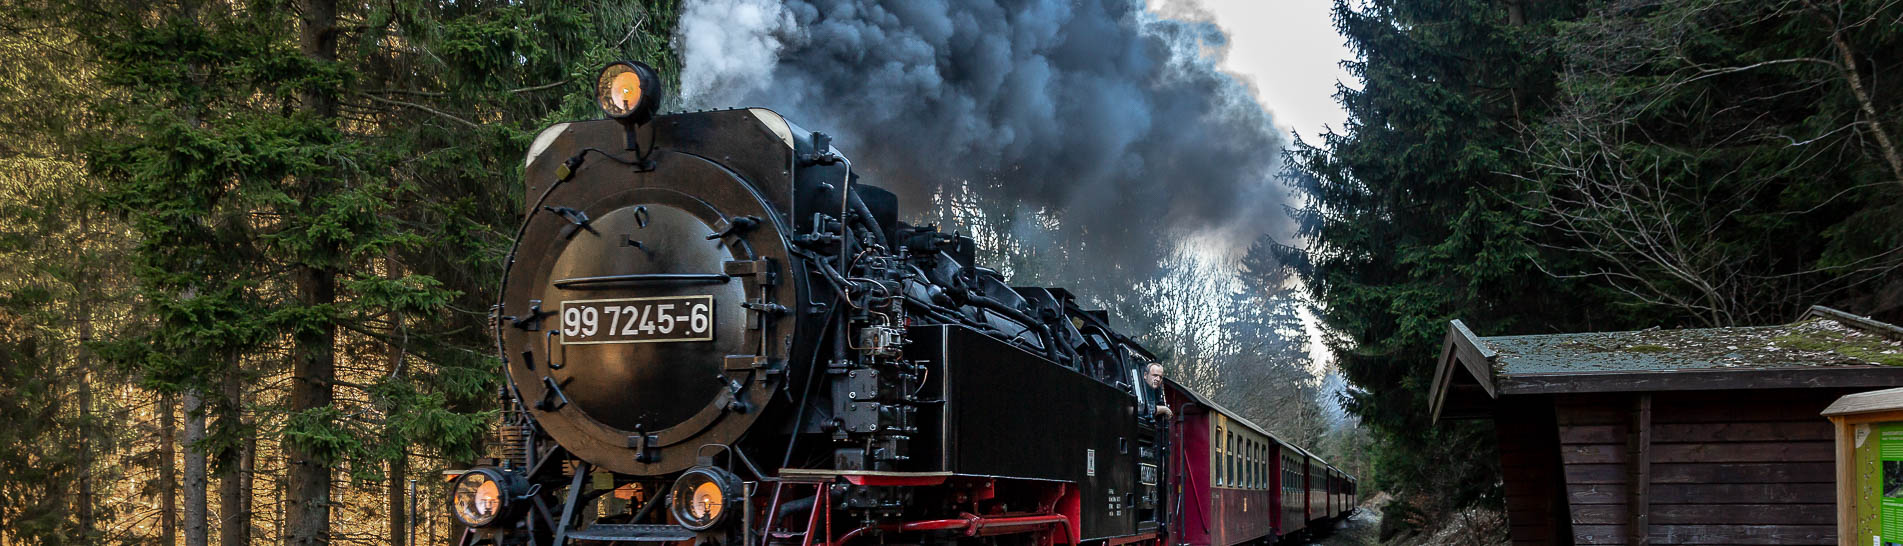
[1282,0,1605,529]
[80,1,682,542]
[0,3,132,542]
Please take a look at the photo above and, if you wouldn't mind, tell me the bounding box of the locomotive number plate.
[559,296,714,344]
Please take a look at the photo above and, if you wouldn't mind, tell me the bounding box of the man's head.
[1146,363,1165,389]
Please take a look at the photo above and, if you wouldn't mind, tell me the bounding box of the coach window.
[1220,430,1230,486]
[1225,433,1235,487]
[1233,439,1248,490]
[1249,443,1257,488]
[1224,433,1234,487]
[1234,435,1242,488]
[1217,428,1233,487]
[1257,445,1265,489]
[1229,434,1238,487]
[1260,446,1268,489]
[1233,443,1248,490]
[1239,440,1246,489]
[1255,445,1263,489]
[1258,446,1266,489]
[1239,440,1247,488]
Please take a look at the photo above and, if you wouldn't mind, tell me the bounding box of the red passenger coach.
[1161,380,1356,545]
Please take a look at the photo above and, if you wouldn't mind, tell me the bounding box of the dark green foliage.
[1289,0,1903,535]
[1525,0,1903,326]
[0,287,91,544]
[0,6,130,541]
[80,0,682,468]
[45,0,681,538]
[1283,0,1608,527]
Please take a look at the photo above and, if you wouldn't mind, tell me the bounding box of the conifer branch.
[355,93,480,130]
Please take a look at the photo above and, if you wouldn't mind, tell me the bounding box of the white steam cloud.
[676,0,795,107]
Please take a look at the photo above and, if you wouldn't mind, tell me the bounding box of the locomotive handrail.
[552,273,731,289]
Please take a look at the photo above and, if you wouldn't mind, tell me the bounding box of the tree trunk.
[273,468,285,543]
[185,389,208,546]
[240,433,256,544]
[286,0,339,544]
[220,367,250,546]
[384,255,408,546]
[388,456,408,546]
[162,392,178,545]
[285,264,337,546]
[74,211,96,537]
[76,254,95,539]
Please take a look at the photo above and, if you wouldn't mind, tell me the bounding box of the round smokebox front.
[500,150,791,475]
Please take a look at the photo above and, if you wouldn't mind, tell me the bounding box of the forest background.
[0,0,1899,545]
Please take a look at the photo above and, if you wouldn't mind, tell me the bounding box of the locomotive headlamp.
[668,466,741,530]
[449,466,527,528]
[596,61,662,124]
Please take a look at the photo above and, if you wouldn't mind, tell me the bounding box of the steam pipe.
[845,189,885,246]
[963,293,1062,362]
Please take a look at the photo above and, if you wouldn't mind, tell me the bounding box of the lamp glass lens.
[597,65,644,118]
[453,472,502,526]
[688,480,724,522]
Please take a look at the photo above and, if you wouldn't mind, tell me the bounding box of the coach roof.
[1164,377,1310,456]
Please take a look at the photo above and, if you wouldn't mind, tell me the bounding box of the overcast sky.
[1176,0,1358,378]
[1184,0,1358,144]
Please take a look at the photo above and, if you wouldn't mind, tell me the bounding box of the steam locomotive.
[453,61,1352,546]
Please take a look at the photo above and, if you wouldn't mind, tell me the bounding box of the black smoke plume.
[675,0,1288,285]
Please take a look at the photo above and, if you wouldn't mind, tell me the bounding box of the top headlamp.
[597,61,662,125]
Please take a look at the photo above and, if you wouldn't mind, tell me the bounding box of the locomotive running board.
[776,469,1073,486]
[777,469,955,486]
[563,524,699,542]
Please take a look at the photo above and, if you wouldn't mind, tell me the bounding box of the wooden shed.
[1430,306,1903,546]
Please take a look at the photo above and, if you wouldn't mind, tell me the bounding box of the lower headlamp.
[669,466,741,531]
[450,466,527,528]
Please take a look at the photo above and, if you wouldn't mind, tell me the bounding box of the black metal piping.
[552,273,731,289]
[963,293,1061,362]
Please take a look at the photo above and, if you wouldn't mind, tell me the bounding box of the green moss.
[1623,344,1672,353]
[1774,328,1903,366]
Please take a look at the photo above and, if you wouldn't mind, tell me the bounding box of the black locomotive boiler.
[454,61,1170,546]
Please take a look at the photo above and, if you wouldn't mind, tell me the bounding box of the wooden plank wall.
[1554,390,1841,545]
[1498,396,1573,545]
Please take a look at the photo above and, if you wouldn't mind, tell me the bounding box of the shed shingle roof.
[1430,306,1903,421]
[1485,317,1901,375]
